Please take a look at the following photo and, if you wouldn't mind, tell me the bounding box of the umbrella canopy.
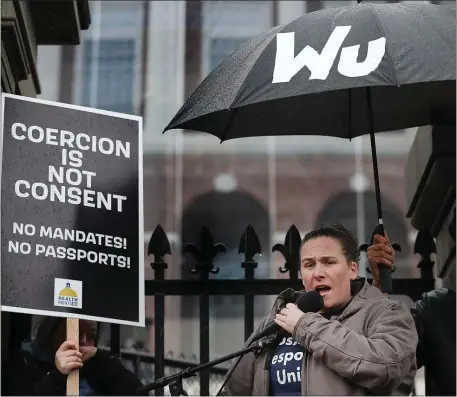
[164,2,455,141]
[164,2,456,293]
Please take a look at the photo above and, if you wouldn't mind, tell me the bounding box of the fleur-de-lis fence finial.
[238,224,261,269]
[148,224,171,275]
[414,228,436,280]
[183,226,226,275]
[272,225,302,279]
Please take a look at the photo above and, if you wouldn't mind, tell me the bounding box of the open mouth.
[315,285,331,296]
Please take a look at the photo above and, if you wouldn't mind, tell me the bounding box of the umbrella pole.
[368,130,384,232]
[366,88,393,294]
[366,89,384,231]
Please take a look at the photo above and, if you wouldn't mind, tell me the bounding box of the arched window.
[181,190,270,318]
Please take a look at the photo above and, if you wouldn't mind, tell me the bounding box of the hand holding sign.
[55,341,83,375]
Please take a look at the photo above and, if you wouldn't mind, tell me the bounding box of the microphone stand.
[137,337,277,396]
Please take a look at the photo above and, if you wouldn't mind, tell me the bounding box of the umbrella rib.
[370,6,399,85]
[330,7,352,31]
[219,108,238,143]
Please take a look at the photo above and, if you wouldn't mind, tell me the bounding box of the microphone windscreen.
[296,290,324,313]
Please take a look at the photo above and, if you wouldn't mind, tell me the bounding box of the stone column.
[143,0,186,356]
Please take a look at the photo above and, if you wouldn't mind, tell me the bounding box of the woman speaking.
[222,224,418,396]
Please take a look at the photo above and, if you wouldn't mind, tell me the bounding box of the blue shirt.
[269,335,304,396]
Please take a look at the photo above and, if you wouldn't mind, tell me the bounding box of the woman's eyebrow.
[301,255,337,262]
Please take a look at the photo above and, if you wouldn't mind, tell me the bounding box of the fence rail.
[145,278,434,300]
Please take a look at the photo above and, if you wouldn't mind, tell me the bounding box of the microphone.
[251,290,324,342]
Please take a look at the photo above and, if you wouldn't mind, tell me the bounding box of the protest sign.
[1,94,144,326]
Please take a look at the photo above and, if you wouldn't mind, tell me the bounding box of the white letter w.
[272,26,352,83]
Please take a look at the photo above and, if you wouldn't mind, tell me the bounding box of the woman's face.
[300,236,358,310]
[53,319,98,349]
[79,320,98,347]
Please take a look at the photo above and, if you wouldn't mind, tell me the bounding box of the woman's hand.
[274,303,305,334]
[367,234,395,289]
[55,341,83,375]
[80,346,97,362]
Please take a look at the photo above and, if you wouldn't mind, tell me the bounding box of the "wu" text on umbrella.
[272,26,386,83]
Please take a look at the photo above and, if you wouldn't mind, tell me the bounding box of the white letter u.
[338,37,386,78]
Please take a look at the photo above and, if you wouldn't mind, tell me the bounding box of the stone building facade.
[1,0,454,374]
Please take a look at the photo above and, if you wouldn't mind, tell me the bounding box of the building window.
[80,39,135,114]
[73,1,144,115]
[209,37,250,71]
[322,1,356,8]
[201,1,273,78]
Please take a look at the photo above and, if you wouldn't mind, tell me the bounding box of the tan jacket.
[223,280,418,395]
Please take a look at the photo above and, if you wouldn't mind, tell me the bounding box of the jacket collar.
[338,278,385,322]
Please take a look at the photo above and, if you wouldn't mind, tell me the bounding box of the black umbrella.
[164,2,456,292]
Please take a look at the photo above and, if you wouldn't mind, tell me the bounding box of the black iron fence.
[107,224,436,396]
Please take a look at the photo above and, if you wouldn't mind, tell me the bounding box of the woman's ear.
[350,261,358,280]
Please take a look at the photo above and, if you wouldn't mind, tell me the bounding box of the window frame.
[200,1,274,82]
[72,1,144,115]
